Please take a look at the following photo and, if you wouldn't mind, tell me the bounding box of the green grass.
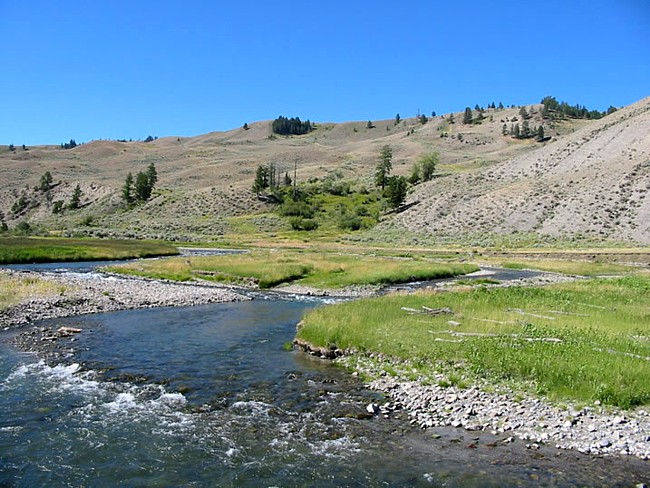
[106,251,478,289]
[0,237,179,264]
[297,275,650,408]
[498,259,639,276]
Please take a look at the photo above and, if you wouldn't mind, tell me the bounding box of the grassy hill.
[1,98,647,245]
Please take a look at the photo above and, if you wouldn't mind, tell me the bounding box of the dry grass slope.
[1,97,648,244]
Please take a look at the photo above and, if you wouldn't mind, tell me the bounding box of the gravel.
[343,354,650,461]
[0,269,248,330]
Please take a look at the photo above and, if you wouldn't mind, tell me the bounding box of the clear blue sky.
[1,0,649,145]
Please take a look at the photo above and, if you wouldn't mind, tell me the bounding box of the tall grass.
[0,237,178,264]
[107,251,478,289]
[0,272,68,309]
[499,258,639,276]
[297,276,650,408]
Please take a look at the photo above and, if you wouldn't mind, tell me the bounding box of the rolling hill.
[1,97,647,244]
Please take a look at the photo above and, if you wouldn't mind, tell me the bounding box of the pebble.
[0,269,248,331]
[338,354,650,461]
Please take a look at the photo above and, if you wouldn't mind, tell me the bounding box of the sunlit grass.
[297,276,650,408]
[0,272,68,309]
[497,258,639,276]
[106,251,478,289]
[0,237,178,264]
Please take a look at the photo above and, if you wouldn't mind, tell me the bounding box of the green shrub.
[289,217,319,231]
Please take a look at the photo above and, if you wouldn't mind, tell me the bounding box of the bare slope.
[388,97,650,244]
[1,100,645,243]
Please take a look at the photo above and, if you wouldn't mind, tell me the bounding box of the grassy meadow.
[297,275,650,408]
[105,251,478,289]
[0,237,179,264]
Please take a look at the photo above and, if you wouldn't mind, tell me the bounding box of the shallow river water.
[1,265,648,486]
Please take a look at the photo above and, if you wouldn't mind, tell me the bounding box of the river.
[1,262,648,486]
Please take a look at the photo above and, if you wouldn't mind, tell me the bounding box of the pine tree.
[536,125,545,141]
[375,145,393,190]
[69,184,82,209]
[146,162,158,189]
[39,171,53,192]
[463,107,473,124]
[122,173,134,205]
[386,176,407,209]
[134,172,152,201]
[252,165,269,194]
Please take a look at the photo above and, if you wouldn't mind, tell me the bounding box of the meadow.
[297,275,650,408]
[105,251,478,289]
[0,237,178,264]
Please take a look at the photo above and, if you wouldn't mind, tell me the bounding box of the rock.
[366,403,379,414]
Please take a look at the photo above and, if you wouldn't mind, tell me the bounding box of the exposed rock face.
[390,97,650,243]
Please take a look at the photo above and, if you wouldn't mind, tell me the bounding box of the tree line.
[271,116,313,136]
[541,96,616,120]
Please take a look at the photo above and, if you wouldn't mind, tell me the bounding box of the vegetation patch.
[106,252,477,290]
[498,259,639,276]
[0,272,68,309]
[0,237,178,264]
[296,276,650,408]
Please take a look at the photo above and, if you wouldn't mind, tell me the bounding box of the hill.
[380,97,650,246]
[0,99,646,245]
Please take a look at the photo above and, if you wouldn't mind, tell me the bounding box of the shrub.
[279,201,315,219]
[289,217,318,231]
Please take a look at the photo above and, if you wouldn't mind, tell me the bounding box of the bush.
[279,200,315,219]
[339,215,362,231]
[289,217,319,231]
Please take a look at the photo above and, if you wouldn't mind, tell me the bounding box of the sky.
[1,0,649,145]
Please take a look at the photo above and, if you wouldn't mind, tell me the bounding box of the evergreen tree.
[39,171,53,192]
[366,120,374,129]
[252,165,269,194]
[386,176,407,209]
[146,162,158,189]
[375,145,393,190]
[69,184,82,209]
[536,125,545,141]
[463,107,473,124]
[135,172,152,201]
[512,123,521,138]
[243,122,249,130]
[394,113,401,125]
[122,173,134,205]
[519,106,529,119]
[498,102,504,110]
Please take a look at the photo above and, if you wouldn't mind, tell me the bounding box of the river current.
[1,262,648,486]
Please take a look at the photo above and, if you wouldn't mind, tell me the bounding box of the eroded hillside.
[384,97,650,245]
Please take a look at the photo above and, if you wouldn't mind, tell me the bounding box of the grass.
[0,272,68,309]
[297,275,650,408]
[0,237,179,264]
[106,251,478,289]
[497,258,640,276]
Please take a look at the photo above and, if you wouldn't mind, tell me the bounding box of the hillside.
[381,97,650,245]
[1,99,646,244]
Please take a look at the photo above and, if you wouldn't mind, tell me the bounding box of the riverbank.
[295,273,650,462]
[342,354,650,461]
[0,269,248,331]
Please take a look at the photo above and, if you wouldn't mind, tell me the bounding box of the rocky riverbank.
[0,269,248,331]
[338,354,650,462]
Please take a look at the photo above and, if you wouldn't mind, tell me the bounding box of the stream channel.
[1,257,648,487]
